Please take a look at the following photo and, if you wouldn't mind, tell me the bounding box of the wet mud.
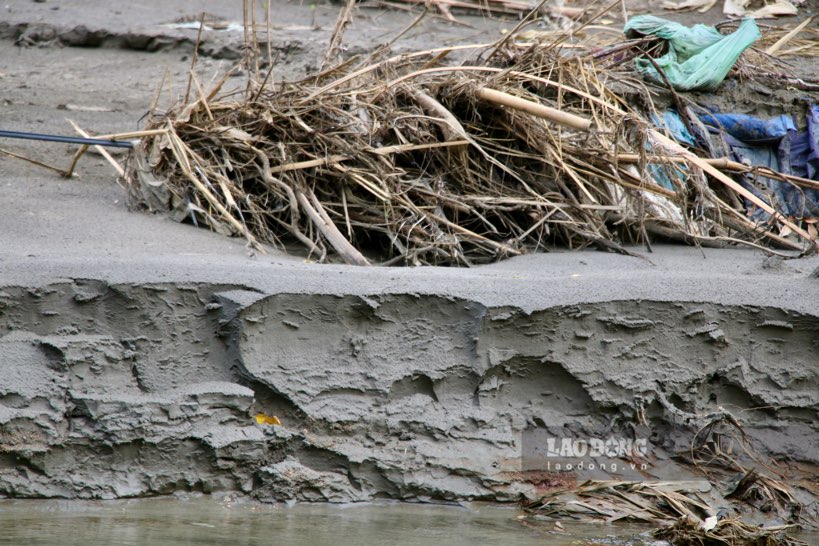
[1,281,816,503]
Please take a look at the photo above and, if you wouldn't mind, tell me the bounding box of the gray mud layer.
[1,0,818,506]
[1,261,817,502]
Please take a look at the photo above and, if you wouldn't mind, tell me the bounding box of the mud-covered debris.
[109,2,819,265]
[523,480,717,524]
[522,407,818,538]
[654,516,807,546]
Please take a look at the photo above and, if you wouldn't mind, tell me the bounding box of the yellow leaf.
[255,413,282,426]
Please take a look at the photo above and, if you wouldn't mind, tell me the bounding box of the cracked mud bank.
[1,276,817,502]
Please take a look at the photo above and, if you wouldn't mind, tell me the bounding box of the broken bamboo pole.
[476,87,592,131]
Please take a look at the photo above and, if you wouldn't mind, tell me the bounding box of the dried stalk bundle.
[523,480,717,524]
[125,33,818,265]
[654,517,807,546]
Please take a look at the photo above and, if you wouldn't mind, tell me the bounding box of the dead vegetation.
[654,517,807,546]
[367,0,534,22]
[121,1,818,265]
[523,478,809,545]
[521,409,817,545]
[683,410,815,528]
[524,479,718,524]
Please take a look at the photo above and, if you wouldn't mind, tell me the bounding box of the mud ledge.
[1,248,817,503]
[0,1,496,64]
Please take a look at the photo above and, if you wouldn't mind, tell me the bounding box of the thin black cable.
[0,129,134,149]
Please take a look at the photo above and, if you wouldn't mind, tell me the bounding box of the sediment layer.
[1,279,816,502]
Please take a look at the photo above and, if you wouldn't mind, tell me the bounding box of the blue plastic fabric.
[652,111,696,146]
[793,104,819,181]
[624,16,760,92]
[649,111,694,190]
[697,107,819,219]
[700,113,796,143]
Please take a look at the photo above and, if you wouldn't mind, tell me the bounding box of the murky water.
[3,497,816,545]
[0,497,659,545]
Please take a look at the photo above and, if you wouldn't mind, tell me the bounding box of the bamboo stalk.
[477,87,592,130]
[296,190,370,265]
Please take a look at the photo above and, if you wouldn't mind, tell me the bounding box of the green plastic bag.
[623,16,760,92]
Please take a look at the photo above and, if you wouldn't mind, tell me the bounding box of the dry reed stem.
[0,148,65,174]
[765,16,815,56]
[68,120,125,177]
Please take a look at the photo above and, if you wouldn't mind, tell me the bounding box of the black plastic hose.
[0,129,134,149]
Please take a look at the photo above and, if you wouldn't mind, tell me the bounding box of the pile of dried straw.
[124,4,818,265]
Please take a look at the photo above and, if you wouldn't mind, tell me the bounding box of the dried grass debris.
[123,9,818,265]
[654,516,807,546]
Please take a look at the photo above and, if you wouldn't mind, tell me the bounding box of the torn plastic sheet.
[653,111,697,146]
[699,105,819,219]
[650,111,696,189]
[624,16,760,91]
[699,113,795,143]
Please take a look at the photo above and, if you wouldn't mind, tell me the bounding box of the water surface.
[0,497,656,545]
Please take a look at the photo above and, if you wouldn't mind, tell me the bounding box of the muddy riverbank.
[2,249,817,504]
[1,3,817,542]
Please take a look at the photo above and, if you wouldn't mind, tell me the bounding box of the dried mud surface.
[0,1,818,505]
